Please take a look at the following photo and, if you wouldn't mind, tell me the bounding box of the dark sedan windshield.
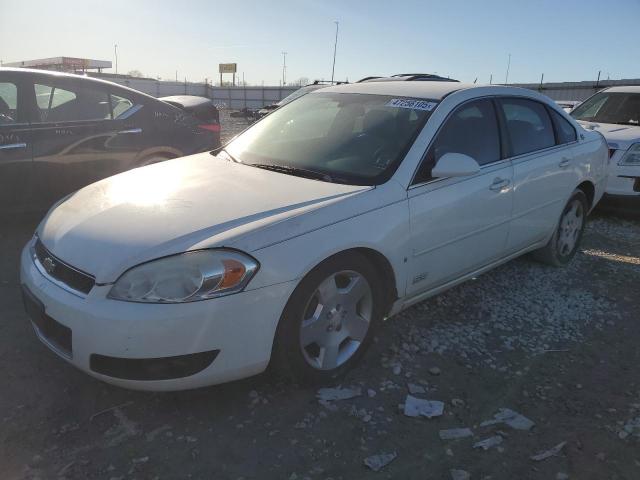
[571,92,640,125]
[225,92,436,185]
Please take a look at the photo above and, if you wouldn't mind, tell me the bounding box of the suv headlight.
[619,143,640,165]
[108,249,259,303]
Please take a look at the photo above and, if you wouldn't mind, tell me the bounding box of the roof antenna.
[473,77,478,84]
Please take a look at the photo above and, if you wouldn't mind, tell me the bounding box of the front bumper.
[20,240,297,391]
[598,193,640,215]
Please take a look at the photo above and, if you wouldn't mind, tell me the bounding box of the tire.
[272,251,385,384]
[533,189,588,267]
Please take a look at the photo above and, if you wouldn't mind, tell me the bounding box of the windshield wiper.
[613,121,640,126]
[249,163,336,183]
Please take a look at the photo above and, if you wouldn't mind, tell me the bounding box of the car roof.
[160,95,213,109]
[0,67,158,100]
[604,85,640,93]
[318,81,474,100]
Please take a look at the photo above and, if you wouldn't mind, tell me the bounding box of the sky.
[1,0,639,86]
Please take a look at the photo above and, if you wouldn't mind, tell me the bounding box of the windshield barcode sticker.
[385,99,438,111]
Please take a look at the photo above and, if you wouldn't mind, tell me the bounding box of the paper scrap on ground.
[364,452,397,471]
[403,395,444,418]
[439,428,474,440]
[530,441,567,461]
[480,408,535,431]
[316,387,362,402]
[473,435,503,450]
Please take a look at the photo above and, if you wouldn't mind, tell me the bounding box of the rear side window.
[0,82,18,124]
[34,83,110,122]
[110,93,135,118]
[414,99,501,183]
[499,98,555,156]
[549,109,577,144]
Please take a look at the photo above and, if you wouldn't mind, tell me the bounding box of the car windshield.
[276,85,322,106]
[571,92,640,125]
[225,92,435,185]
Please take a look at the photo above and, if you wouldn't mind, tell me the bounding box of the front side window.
[34,82,110,122]
[499,98,555,156]
[0,81,18,124]
[414,99,501,184]
[550,109,577,144]
[571,92,640,126]
[225,92,434,185]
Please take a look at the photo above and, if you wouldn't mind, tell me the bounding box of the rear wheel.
[533,190,588,266]
[273,252,385,384]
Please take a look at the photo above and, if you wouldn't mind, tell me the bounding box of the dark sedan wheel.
[273,252,384,384]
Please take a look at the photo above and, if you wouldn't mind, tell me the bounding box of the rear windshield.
[193,104,219,123]
[571,92,640,126]
[226,92,436,185]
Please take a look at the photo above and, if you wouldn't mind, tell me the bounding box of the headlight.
[108,249,259,303]
[619,143,640,165]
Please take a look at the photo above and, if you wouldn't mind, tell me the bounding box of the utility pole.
[281,51,287,86]
[505,53,511,84]
[114,44,118,74]
[331,21,339,84]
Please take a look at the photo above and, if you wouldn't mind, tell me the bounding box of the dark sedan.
[0,68,221,213]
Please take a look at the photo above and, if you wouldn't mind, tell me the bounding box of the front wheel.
[272,252,385,384]
[533,190,588,266]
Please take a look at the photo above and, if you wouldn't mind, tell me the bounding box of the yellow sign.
[219,63,237,74]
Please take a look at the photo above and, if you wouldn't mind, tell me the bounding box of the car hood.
[578,121,640,150]
[38,154,369,283]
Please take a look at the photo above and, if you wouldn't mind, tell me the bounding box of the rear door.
[498,98,577,252]
[29,76,118,207]
[0,72,33,212]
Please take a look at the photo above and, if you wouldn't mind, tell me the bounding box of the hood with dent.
[578,121,640,150]
[39,154,369,283]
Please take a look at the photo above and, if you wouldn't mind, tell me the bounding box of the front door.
[406,98,513,296]
[0,74,33,212]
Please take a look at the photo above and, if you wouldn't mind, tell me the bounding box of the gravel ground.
[1,114,639,479]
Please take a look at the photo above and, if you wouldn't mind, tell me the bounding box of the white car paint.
[21,82,607,391]
[575,86,640,202]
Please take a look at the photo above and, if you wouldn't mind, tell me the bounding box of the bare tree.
[127,70,144,78]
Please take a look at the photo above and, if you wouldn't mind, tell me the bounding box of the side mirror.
[432,152,481,178]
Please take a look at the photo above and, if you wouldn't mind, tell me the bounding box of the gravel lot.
[1,113,639,479]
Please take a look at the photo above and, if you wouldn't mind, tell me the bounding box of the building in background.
[2,57,111,73]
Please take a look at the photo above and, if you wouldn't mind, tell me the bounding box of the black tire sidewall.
[273,252,385,384]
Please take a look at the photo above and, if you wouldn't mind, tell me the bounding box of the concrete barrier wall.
[92,74,299,108]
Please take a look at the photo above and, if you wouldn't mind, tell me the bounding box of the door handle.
[117,128,142,135]
[489,177,510,191]
[559,158,571,168]
[0,142,27,150]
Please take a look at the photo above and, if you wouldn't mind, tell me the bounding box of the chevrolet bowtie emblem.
[42,257,56,274]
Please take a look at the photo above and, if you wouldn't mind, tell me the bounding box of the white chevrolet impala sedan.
[21,82,608,391]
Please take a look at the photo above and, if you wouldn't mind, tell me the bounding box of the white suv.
[571,86,640,213]
[21,82,607,391]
